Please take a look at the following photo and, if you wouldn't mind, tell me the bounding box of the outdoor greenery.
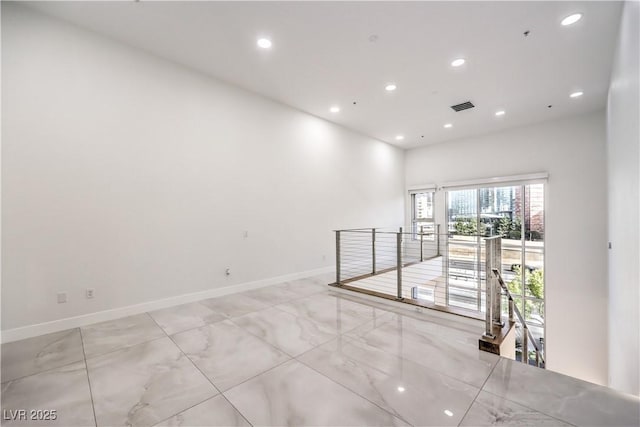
[498,216,543,240]
[497,216,522,239]
[527,269,544,298]
[454,215,526,238]
[507,266,544,318]
[453,217,487,235]
[454,217,477,235]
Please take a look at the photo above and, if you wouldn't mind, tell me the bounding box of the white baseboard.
[1,266,335,344]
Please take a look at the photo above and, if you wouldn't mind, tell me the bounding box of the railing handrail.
[333,227,380,232]
[334,228,486,238]
[491,267,545,363]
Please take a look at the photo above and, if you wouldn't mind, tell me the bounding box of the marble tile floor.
[1,273,639,427]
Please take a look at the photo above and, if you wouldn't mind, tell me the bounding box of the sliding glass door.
[446,183,545,356]
[446,189,483,311]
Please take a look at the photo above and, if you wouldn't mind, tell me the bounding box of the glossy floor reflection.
[1,273,639,426]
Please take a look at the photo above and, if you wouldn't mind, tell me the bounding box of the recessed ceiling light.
[385,83,397,92]
[561,13,582,26]
[444,410,454,417]
[444,123,453,129]
[395,135,404,141]
[495,110,506,116]
[451,58,466,67]
[329,106,340,113]
[570,91,584,98]
[257,38,272,49]
[397,386,405,392]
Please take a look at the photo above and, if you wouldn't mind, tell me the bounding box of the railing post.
[508,298,514,322]
[484,271,494,338]
[522,326,529,364]
[484,237,501,339]
[335,231,341,285]
[420,225,424,262]
[488,237,503,328]
[396,228,403,300]
[436,224,441,256]
[372,228,376,275]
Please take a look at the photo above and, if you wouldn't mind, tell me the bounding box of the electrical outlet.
[86,288,95,299]
[57,292,67,304]
[243,230,249,238]
[225,268,231,276]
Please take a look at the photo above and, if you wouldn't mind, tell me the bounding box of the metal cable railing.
[334,226,450,304]
[492,267,545,367]
[333,229,545,368]
[483,236,544,367]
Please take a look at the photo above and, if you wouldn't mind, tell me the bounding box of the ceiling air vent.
[451,101,475,112]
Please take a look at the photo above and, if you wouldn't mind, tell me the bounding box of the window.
[411,191,435,239]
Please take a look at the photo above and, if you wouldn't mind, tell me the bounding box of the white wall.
[405,111,609,386]
[607,0,640,396]
[1,5,404,332]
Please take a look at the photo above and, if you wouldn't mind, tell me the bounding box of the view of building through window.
[411,191,435,238]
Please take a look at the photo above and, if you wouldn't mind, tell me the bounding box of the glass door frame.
[443,182,546,344]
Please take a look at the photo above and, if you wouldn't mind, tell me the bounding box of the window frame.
[410,190,435,240]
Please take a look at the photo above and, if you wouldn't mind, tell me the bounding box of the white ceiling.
[25,1,623,148]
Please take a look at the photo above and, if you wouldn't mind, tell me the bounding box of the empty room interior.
[1,1,639,426]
